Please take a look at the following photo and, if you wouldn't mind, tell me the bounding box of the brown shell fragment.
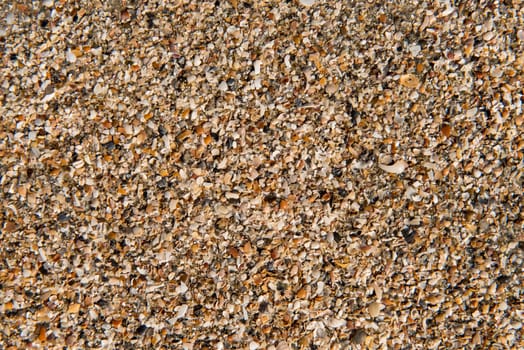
[441,124,452,137]
[399,74,420,88]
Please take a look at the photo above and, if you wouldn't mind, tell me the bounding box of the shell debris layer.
[0,0,523,349]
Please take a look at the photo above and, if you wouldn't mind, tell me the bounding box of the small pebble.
[368,302,381,317]
[332,167,343,177]
[158,125,168,136]
[401,227,416,243]
[351,329,367,345]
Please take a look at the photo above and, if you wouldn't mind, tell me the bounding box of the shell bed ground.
[0,0,523,349]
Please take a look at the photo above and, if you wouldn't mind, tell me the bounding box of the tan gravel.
[1,0,523,349]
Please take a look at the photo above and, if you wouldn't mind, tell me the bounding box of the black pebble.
[345,101,353,112]
[226,137,235,148]
[401,227,416,244]
[193,304,203,317]
[350,328,367,345]
[158,125,167,136]
[176,56,186,66]
[276,281,287,292]
[345,102,359,124]
[157,178,167,189]
[259,301,268,313]
[295,98,304,107]
[337,188,348,197]
[39,264,50,275]
[58,212,70,222]
[102,141,115,151]
[359,149,375,162]
[264,192,278,203]
[226,78,237,90]
[496,275,510,284]
[136,324,148,335]
[332,167,343,177]
[146,13,155,28]
[351,109,360,122]
[95,299,108,307]
[333,231,342,243]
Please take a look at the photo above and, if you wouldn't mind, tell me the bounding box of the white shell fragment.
[378,160,409,174]
[66,49,77,63]
[253,60,261,75]
[174,304,188,320]
[218,81,228,91]
[299,0,316,6]
[325,318,347,328]
[409,44,421,57]
[176,282,188,295]
[93,83,108,96]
